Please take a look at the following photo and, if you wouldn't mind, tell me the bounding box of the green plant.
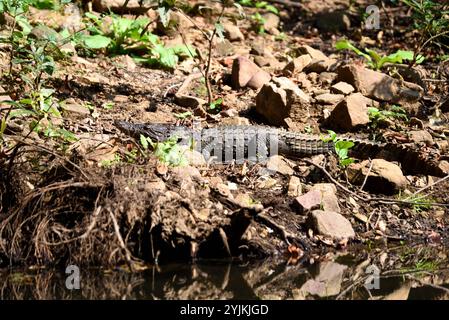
[174,111,193,119]
[0,0,76,144]
[398,191,433,213]
[238,0,278,14]
[321,130,355,167]
[251,12,266,34]
[209,97,223,112]
[140,134,189,166]
[401,0,449,59]
[335,39,424,70]
[81,12,195,69]
[368,105,408,128]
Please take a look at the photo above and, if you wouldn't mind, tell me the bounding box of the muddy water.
[1,245,449,300]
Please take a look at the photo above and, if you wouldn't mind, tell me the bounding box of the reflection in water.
[1,245,449,300]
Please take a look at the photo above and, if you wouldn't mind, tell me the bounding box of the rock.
[337,64,423,105]
[311,183,340,213]
[297,45,329,61]
[326,93,370,131]
[409,130,434,146]
[266,155,294,175]
[262,13,280,34]
[282,54,312,76]
[221,117,250,126]
[331,82,355,95]
[437,161,449,176]
[62,99,90,118]
[316,11,351,33]
[223,23,244,41]
[294,190,321,214]
[247,70,272,90]
[174,95,206,108]
[254,56,278,68]
[288,176,302,197]
[231,56,271,90]
[315,93,344,105]
[295,262,347,298]
[92,0,150,13]
[347,159,408,194]
[318,72,338,85]
[255,77,311,126]
[115,55,137,71]
[304,58,337,73]
[308,210,355,240]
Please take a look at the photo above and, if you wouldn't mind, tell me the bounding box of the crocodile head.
[114,121,192,143]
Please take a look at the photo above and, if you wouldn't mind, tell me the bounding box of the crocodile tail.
[378,143,446,177]
[344,138,384,159]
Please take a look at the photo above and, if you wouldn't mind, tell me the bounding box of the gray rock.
[308,210,355,239]
[262,12,280,34]
[318,72,338,85]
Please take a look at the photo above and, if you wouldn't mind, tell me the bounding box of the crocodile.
[114,120,446,177]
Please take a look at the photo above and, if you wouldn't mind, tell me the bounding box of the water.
[1,245,449,300]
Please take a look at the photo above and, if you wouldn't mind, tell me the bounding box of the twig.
[107,208,135,272]
[408,174,449,198]
[359,159,374,191]
[302,158,449,208]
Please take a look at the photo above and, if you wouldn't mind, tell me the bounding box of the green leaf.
[340,158,355,167]
[83,34,111,49]
[0,117,6,138]
[321,130,337,142]
[335,39,372,62]
[140,134,149,150]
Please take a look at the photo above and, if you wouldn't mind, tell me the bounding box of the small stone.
[347,159,408,194]
[331,82,355,95]
[311,183,340,213]
[326,93,370,131]
[305,59,337,73]
[297,45,329,62]
[262,12,280,34]
[62,100,90,118]
[408,130,434,146]
[266,155,294,175]
[282,54,312,76]
[175,95,206,108]
[337,64,423,105]
[294,190,321,214]
[247,70,272,90]
[223,23,244,41]
[255,77,310,126]
[288,176,302,197]
[113,95,128,103]
[315,93,344,105]
[318,72,338,85]
[231,56,270,89]
[308,210,355,240]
